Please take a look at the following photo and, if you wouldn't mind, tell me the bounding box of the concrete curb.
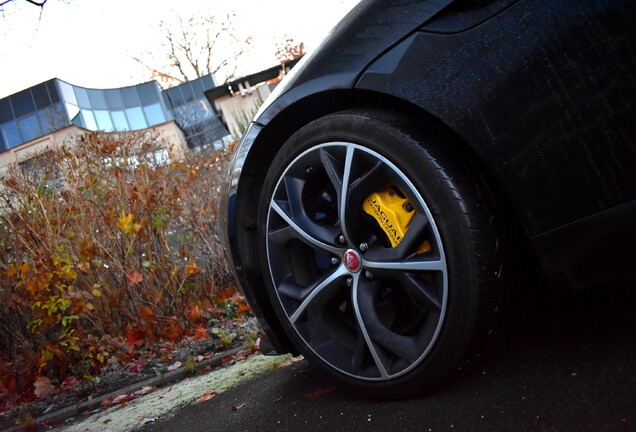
[6,344,249,432]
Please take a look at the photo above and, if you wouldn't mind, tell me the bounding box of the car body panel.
[357,0,636,235]
[222,0,636,353]
[252,0,455,125]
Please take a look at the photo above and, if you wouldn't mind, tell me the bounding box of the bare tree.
[133,13,252,88]
[275,35,306,64]
[0,0,47,9]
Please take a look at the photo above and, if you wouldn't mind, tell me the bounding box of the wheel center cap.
[343,249,362,273]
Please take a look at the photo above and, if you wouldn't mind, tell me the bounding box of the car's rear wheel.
[258,109,508,397]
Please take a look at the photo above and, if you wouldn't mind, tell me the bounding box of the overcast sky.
[0,0,360,98]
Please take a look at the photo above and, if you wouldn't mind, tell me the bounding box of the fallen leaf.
[167,361,182,371]
[130,363,143,373]
[33,376,56,399]
[198,365,212,375]
[112,393,132,404]
[134,386,156,396]
[184,260,201,277]
[126,271,143,286]
[196,390,217,403]
[138,417,157,425]
[278,355,304,368]
[192,326,208,341]
[160,353,176,363]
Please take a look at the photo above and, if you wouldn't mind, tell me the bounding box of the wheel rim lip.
[265,141,448,382]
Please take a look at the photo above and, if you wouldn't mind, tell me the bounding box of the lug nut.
[338,235,346,244]
[359,242,368,252]
[365,271,374,280]
[306,166,314,174]
[331,257,340,265]
[346,278,353,287]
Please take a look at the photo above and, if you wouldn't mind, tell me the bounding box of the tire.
[257,109,508,398]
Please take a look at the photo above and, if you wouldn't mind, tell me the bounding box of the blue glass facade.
[0,75,231,153]
[163,74,230,149]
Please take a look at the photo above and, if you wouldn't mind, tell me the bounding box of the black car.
[218,0,636,398]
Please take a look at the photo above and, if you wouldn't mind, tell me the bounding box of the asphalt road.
[142,282,636,432]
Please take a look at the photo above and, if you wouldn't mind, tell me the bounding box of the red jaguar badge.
[343,249,361,273]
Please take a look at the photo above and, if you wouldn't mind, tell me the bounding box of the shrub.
[0,131,236,406]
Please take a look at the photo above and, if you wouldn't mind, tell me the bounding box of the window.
[105,89,124,110]
[111,110,128,130]
[0,98,13,123]
[48,81,60,104]
[38,104,67,133]
[2,120,22,148]
[181,84,195,104]
[66,103,81,125]
[11,90,35,117]
[125,107,146,129]
[88,90,108,110]
[32,83,50,109]
[138,82,159,105]
[202,74,214,90]
[18,113,42,142]
[94,110,114,131]
[74,87,91,109]
[143,103,165,125]
[166,88,184,107]
[80,110,97,130]
[121,87,140,108]
[58,81,77,105]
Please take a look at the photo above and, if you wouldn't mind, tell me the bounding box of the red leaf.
[139,305,157,324]
[126,271,143,286]
[125,330,146,347]
[130,363,143,373]
[198,365,212,375]
[196,390,217,403]
[216,288,237,303]
[192,326,208,341]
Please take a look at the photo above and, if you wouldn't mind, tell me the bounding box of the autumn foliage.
[0,131,244,408]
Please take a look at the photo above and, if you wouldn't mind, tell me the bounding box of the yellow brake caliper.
[362,186,430,253]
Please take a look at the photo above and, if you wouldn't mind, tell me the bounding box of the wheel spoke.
[369,213,430,260]
[320,148,344,194]
[351,276,389,378]
[363,256,445,273]
[348,160,390,203]
[338,146,355,244]
[289,266,348,324]
[399,272,442,311]
[355,279,419,364]
[271,201,342,255]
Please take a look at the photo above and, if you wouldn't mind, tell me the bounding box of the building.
[0,59,302,171]
[0,74,232,170]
